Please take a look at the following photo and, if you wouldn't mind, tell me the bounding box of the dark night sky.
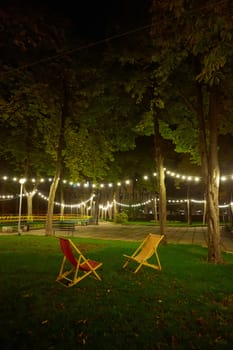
[46,0,113,38]
[1,0,151,39]
[51,0,152,40]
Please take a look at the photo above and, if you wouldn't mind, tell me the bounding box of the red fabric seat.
[56,237,103,287]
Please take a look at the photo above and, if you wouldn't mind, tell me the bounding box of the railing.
[0,214,91,223]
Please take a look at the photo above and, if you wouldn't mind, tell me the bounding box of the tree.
[0,75,56,217]
[0,1,77,221]
[150,0,233,262]
[1,1,146,230]
[102,12,174,235]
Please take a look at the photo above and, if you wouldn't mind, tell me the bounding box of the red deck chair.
[56,237,102,287]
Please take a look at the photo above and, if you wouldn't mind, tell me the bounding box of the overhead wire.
[1,0,232,77]
[1,23,152,77]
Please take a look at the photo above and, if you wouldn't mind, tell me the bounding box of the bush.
[115,211,128,223]
[222,224,233,235]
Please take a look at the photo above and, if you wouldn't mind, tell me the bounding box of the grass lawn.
[124,220,207,227]
[0,235,232,350]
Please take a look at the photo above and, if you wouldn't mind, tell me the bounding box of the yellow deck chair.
[56,237,103,287]
[123,234,164,273]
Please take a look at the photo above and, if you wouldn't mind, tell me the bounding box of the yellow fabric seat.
[122,234,164,273]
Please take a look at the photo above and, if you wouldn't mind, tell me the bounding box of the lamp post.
[18,178,26,235]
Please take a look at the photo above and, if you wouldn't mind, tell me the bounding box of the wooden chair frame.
[122,234,164,273]
[56,237,102,287]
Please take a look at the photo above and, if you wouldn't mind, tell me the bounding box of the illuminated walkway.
[70,221,233,253]
[13,221,233,253]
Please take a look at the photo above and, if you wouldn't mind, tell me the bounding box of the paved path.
[25,221,233,253]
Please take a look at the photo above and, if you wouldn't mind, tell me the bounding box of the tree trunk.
[45,79,69,235]
[154,196,158,223]
[196,80,222,263]
[203,195,207,225]
[60,183,64,218]
[153,112,167,238]
[206,171,222,262]
[186,199,192,225]
[206,89,222,262]
[24,183,37,221]
[186,185,192,225]
[26,193,33,219]
[93,189,100,224]
[113,193,117,223]
[45,175,60,235]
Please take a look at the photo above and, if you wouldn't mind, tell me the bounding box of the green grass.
[0,235,232,349]
[124,220,207,227]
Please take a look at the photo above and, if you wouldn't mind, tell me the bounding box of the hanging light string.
[1,168,233,187]
[112,198,231,209]
[0,191,231,208]
[0,195,14,200]
[37,191,95,208]
[1,168,232,187]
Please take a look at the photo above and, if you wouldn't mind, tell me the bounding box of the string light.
[0,170,208,188]
[0,171,228,186]
[37,191,95,208]
[0,195,14,199]
[2,166,233,191]
[191,199,205,204]
[219,204,229,208]
[1,190,231,210]
[168,199,188,203]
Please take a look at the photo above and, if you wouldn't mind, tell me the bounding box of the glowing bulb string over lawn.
[0,190,231,209]
[0,169,203,187]
[37,192,95,208]
[0,194,14,200]
[115,198,230,209]
[1,169,233,187]
[35,192,233,210]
